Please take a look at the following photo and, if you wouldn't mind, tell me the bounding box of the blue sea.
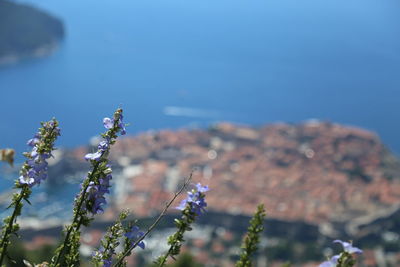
[0,0,400,221]
[1,0,400,156]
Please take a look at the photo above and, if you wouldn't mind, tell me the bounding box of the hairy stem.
[157,246,174,267]
[0,187,26,265]
[52,162,101,266]
[113,172,193,267]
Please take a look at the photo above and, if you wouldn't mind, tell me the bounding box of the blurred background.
[1,0,400,266]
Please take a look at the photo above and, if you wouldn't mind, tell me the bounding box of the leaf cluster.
[235,204,266,267]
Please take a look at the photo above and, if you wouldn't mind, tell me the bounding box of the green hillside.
[0,0,64,63]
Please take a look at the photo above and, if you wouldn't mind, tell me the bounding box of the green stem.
[157,247,174,267]
[52,162,100,266]
[1,121,58,265]
[113,173,193,267]
[0,186,26,265]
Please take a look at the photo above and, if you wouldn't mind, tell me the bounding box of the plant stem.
[52,162,101,266]
[113,172,193,267]
[157,247,173,267]
[0,187,26,265]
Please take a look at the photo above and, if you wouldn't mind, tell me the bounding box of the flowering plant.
[319,240,363,267]
[0,119,60,265]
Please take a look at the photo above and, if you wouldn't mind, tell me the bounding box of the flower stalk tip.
[319,240,363,267]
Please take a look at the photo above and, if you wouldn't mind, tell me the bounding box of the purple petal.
[31,147,39,158]
[84,151,103,161]
[103,118,114,129]
[319,255,339,267]
[19,175,35,185]
[27,137,39,147]
[119,122,126,135]
[319,261,336,267]
[176,199,188,210]
[333,240,363,254]
[138,241,145,249]
[103,259,112,267]
[125,226,145,251]
[98,140,109,151]
[347,246,363,254]
[30,160,48,172]
[195,183,209,193]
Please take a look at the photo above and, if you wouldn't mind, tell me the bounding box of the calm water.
[1,0,400,158]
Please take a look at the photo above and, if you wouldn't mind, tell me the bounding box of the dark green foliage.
[4,238,56,266]
[266,240,323,262]
[149,253,204,267]
[346,166,372,183]
[336,252,356,267]
[0,0,64,60]
[235,204,266,267]
[3,236,26,266]
[266,240,294,261]
[169,253,203,267]
[380,148,400,181]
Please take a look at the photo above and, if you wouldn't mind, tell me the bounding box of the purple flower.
[98,140,109,151]
[23,157,48,185]
[176,199,188,210]
[125,226,145,249]
[191,195,208,215]
[19,174,35,185]
[84,140,110,162]
[30,147,39,158]
[82,112,126,214]
[88,116,125,162]
[333,240,363,254]
[118,120,126,135]
[85,174,112,215]
[195,183,209,193]
[103,259,112,267]
[19,124,59,187]
[103,115,126,135]
[319,255,339,267]
[84,151,103,161]
[176,183,209,215]
[103,117,114,129]
[85,136,110,162]
[28,159,48,172]
[27,134,40,147]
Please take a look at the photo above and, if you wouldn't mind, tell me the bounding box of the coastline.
[0,0,65,67]
[0,40,60,66]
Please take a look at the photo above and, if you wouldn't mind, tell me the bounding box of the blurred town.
[5,121,399,266]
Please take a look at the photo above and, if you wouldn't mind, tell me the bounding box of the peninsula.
[0,0,64,65]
